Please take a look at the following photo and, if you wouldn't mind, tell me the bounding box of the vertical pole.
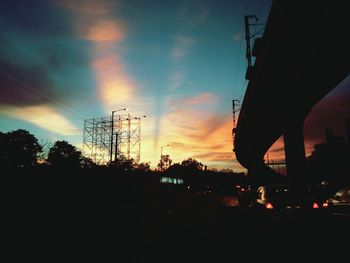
[244,16,252,68]
[244,15,257,80]
[138,118,141,162]
[232,99,239,152]
[284,120,306,184]
[160,146,163,171]
[110,112,114,164]
[92,118,96,163]
[127,114,131,159]
[114,130,118,164]
[83,119,86,153]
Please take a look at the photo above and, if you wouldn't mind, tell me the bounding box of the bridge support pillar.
[247,155,269,187]
[283,119,306,183]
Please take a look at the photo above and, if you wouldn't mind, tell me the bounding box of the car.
[250,184,325,217]
[327,186,350,217]
[307,182,334,209]
[211,183,252,208]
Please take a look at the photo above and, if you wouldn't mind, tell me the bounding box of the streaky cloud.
[2,105,80,136]
[172,35,196,60]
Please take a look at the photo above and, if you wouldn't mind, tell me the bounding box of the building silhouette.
[308,118,350,185]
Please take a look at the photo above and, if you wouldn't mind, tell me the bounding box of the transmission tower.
[83,117,112,164]
[83,113,144,164]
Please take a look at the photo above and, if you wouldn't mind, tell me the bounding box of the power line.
[0,71,87,120]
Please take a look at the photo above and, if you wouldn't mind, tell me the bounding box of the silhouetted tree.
[0,129,42,168]
[81,156,97,169]
[166,158,204,176]
[166,162,182,174]
[109,155,135,171]
[157,154,172,171]
[181,158,203,172]
[47,140,82,168]
[133,162,151,172]
[118,157,134,171]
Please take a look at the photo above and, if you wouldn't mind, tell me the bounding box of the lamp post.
[110,108,127,164]
[160,144,170,171]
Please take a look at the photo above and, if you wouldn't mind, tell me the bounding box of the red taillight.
[312,202,319,209]
[265,203,274,209]
[322,202,328,208]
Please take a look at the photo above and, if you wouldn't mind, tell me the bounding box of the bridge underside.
[234,1,350,183]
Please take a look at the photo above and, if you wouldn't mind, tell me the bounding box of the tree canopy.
[157,154,172,171]
[0,129,42,168]
[47,140,83,168]
[181,158,203,171]
[166,158,204,175]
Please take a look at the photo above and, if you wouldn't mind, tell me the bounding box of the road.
[0,189,348,262]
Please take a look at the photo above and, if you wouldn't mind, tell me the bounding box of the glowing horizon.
[1,0,349,173]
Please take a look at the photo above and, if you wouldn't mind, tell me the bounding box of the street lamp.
[110,108,127,164]
[160,144,170,171]
[134,115,146,120]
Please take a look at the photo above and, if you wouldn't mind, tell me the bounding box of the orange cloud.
[59,0,136,113]
[265,136,285,162]
[2,105,79,135]
[140,94,244,171]
[58,0,125,43]
[127,92,242,171]
[92,50,135,109]
[182,92,217,106]
[84,20,124,42]
[265,134,317,163]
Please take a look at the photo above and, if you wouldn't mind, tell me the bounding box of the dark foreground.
[1,187,348,263]
[0,169,348,263]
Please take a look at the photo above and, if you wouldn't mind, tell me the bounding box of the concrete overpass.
[234,0,350,183]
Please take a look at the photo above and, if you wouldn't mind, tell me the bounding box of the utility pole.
[232,99,240,152]
[114,116,119,163]
[110,108,127,164]
[244,15,257,68]
[110,111,115,164]
[127,113,131,159]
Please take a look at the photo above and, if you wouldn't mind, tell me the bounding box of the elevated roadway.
[234,0,350,182]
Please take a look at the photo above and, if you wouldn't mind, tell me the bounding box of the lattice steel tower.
[83,113,144,164]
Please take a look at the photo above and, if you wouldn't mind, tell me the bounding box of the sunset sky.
[0,0,349,172]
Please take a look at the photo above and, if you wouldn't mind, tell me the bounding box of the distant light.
[322,202,329,208]
[265,203,274,209]
[160,177,183,185]
[312,202,319,209]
